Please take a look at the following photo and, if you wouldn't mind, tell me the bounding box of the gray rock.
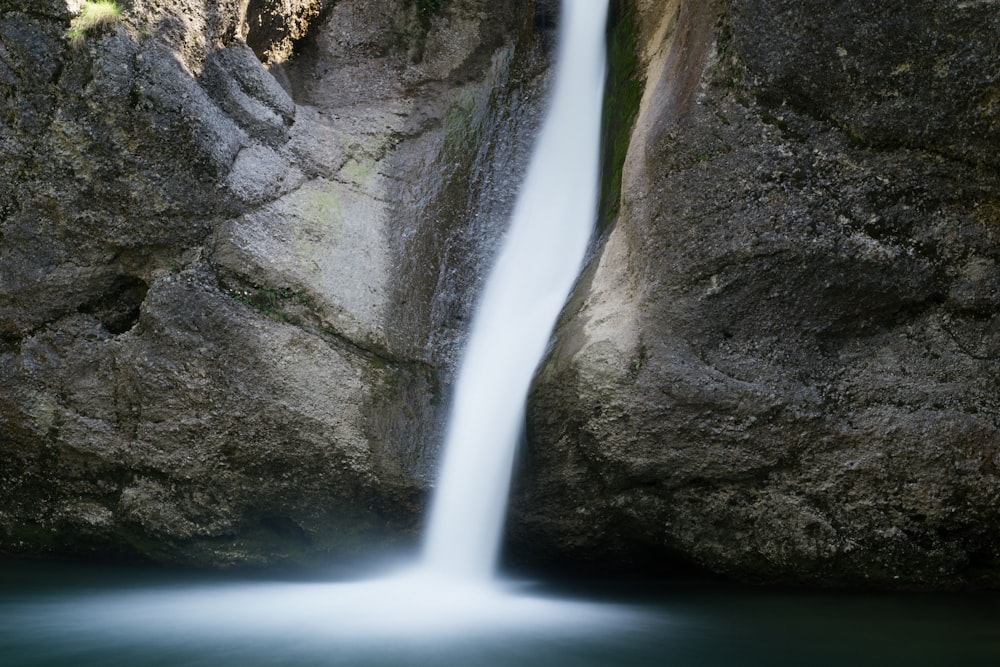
[729,0,1000,167]
[201,43,296,145]
[0,0,549,565]
[512,0,1000,590]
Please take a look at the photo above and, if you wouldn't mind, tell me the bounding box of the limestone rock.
[1,0,551,565]
[512,0,1000,589]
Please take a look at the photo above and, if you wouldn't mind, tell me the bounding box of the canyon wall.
[3,0,998,589]
[0,0,552,565]
[511,0,1000,589]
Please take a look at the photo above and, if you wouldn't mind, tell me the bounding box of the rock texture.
[4,0,997,590]
[511,0,1000,589]
[1,0,552,565]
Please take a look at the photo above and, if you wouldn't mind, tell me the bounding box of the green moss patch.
[598,0,643,231]
[229,287,313,323]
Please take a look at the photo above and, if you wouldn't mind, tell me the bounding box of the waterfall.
[0,4,650,647]
[422,0,609,580]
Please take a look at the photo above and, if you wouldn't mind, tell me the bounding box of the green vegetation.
[629,342,647,378]
[598,1,644,231]
[65,0,123,48]
[301,185,342,220]
[340,157,374,187]
[230,287,312,322]
[440,87,488,165]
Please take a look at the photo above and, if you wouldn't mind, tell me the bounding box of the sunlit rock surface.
[513,0,1000,589]
[0,0,552,565]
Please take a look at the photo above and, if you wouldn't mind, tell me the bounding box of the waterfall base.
[12,566,646,644]
[4,559,999,666]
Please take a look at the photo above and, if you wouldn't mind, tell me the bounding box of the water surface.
[2,559,998,666]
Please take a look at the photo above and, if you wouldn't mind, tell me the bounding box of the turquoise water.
[2,559,999,666]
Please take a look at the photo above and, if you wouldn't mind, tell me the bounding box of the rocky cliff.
[511,0,1000,589]
[0,0,552,565]
[3,0,998,589]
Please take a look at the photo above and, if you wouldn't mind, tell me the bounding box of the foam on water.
[16,571,645,646]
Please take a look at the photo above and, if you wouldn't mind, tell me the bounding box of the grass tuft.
[66,1,123,48]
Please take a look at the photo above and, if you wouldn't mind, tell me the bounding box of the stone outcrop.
[4,0,998,590]
[510,0,1000,589]
[1,0,552,565]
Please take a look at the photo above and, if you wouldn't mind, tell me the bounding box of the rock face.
[1,0,552,565]
[4,0,997,590]
[511,0,1000,589]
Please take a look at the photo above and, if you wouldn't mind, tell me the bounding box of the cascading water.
[422,0,609,581]
[0,2,650,655]
[8,6,1000,664]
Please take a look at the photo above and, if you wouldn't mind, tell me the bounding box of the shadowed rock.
[511,0,1000,590]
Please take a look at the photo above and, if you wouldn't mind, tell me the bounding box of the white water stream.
[8,7,1000,665]
[0,2,643,651]
[422,0,608,581]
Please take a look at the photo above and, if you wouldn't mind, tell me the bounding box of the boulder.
[512,0,1000,589]
[0,0,553,565]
